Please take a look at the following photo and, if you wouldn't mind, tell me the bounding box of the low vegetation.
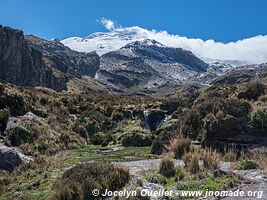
[182,151,200,174]
[202,148,221,171]
[159,154,176,178]
[237,160,258,170]
[170,135,191,159]
[51,162,130,200]
[0,78,266,199]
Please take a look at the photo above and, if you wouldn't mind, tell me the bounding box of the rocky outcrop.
[211,64,267,85]
[26,35,100,78]
[98,39,208,89]
[0,143,32,171]
[0,25,100,91]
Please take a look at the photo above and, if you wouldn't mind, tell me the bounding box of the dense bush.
[159,154,176,178]
[73,124,88,140]
[85,120,100,136]
[0,93,26,116]
[0,109,9,133]
[151,137,165,155]
[252,110,267,130]
[52,162,130,200]
[121,131,151,147]
[237,82,265,100]
[89,132,111,145]
[179,109,202,139]
[7,126,35,146]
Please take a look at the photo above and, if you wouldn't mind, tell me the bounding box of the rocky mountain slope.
[1,25,267,96]
[97,39,208,89]
[0,26,100,91]
[212,63,267,85]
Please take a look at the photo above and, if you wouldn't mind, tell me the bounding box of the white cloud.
[97,18,115,31]
[62,20,267,64]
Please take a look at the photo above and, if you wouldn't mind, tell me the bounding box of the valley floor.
[1,145,266,200]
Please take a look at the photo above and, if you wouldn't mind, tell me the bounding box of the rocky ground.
[113,159,266,200]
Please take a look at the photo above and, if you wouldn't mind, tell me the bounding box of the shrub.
[202,149,221,171]
[85,120,99,136]
[89,132,107,145]
[200,113,218,146]
[121,132,151,147]
[111,110,124,122]
[0,93,26,116]
[146,172,162,184]
[159,154,176,178]
[252,110,267,130]
[7,126,35,146]
[0,109,9,133]
[73,125,88,140]
[151,137,165,155]
[171,136,191,159]
[182,151,200,174]
[180,109,202,139]
[237,160,258,170]
[0,84,4,95]
[59,132,71,147]
[52,162,130,200]
[237,82,265,100]
[222,98,251,118]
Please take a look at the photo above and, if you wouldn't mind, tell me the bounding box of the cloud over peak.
[62,18,267,64]
[97,17,116,31]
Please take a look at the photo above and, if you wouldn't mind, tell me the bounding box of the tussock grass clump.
[170,135,191,159]
[202,148,221,171]
[182,151,200,174]
[223,147,237,162]
[246,148,267,172]
[159,154,176,178]
[175,166,186,181]
[52,162,130,200]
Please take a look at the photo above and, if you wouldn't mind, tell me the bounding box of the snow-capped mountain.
[61,25,267,65]
[61,27,149,55]
[97,39,209,88]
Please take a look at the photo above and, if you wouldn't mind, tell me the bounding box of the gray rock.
[0,143,32,171]
[0,26,100,91]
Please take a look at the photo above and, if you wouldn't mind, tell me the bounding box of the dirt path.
[113,159,184,175]
[113,159,267,200]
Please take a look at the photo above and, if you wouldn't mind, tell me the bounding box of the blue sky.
[0,0,266,42]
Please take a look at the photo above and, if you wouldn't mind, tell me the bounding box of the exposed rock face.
[0,25,100,91]
[211,64,267,85]
[98,39,208,89]
[26,35,100,78]
[0,26,51,88]
[0,143,32,171]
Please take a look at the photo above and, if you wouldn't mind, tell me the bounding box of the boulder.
[0,143,32,171]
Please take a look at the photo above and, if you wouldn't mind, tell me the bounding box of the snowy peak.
[124,39,164,48]
[97,39,210,89]
[61,27,148,55]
